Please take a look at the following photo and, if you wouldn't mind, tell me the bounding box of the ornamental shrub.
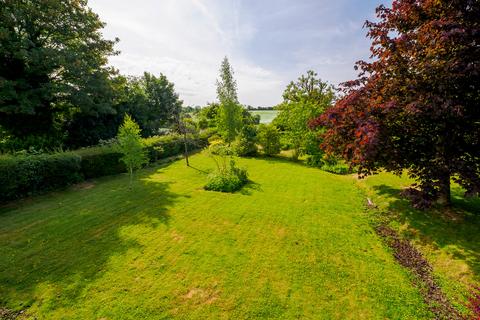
[257,124,281,156]
[204,159,248,193]
[232,125,257,157]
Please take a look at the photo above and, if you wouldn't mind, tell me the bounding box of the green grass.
[0,153,436,319]
[357,172,480,315]
[249,110,278,124]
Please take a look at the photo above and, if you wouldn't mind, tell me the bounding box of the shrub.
[232,125,257,157]
[204,159,248,192]
[0,153,82,201]
[75,146,125,179]
[257,124,281,156]
[319,162,350,175]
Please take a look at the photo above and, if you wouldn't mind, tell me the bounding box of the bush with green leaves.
[204,142,248,192]
[319,162,350,175]
[232,125,257,157]
[257,124,281,156]
[0,153,82,202]
[75,146,125,179]
[117,115,148,186]
[205,159,248,193]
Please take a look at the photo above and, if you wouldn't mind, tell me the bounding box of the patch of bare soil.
[0,308,25,320]
[183,287,219,305]
[72,181,95,190]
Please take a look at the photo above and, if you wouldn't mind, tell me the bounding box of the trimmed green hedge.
[0,153,83,201]
[75,146,125,179]
[0,133,209,202]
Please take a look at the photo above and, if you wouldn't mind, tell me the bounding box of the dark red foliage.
[467,286,480,320]
[314,0,480,206]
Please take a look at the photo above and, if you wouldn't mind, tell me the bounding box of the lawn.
[358,172,480,314]
[0,153,454,319]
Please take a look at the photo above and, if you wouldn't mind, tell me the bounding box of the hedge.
[0,133,209,202]
[0,153,83,201]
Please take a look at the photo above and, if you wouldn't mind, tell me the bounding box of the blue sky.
[89,0,389,107]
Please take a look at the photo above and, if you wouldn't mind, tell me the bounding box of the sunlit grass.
[0,153,434,319]
[357,172,480,315]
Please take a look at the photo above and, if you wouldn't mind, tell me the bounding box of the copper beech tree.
[312,0,480,208]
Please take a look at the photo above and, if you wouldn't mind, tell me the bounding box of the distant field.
[250,110,278,124]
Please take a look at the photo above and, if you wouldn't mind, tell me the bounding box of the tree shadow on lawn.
[372,184,480,283]
[238,181,263,195]
[0,165,186,312]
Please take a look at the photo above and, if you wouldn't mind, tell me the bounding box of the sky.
[88,0,389,107]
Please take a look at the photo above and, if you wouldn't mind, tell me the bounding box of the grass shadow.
[0,165,183,311]
[238,181,263,195]
[371,184,480,283]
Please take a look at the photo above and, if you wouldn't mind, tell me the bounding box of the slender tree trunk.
[183,131,189,167]
[437,172,451,206]
[129,166,133,188]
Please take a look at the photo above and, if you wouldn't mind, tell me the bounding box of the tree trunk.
[183,131,189,167]
[129,166,133,189]
[437,172,451,206]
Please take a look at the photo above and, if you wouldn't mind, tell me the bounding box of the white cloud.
[89,0,282,106]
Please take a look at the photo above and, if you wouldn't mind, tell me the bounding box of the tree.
[314,0,480,207]
[117,115,147,188]
[173,111,198,167]
[274,71,334,160]
[232,124,257,156]
[197,103,220,129]
[216,57,243,143]
[257,124,281,156]
[0,0,118,147]
[139,72,182,136]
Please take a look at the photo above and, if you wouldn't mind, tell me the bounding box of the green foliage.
[0,153,82,202]
[216,57,243,143]
[274,71,334,160]
[232,125,257,156]
[197,103,220,129]
[205,159,248,193]
[257,124,281,156]
[0,133,209,201]
[129,73,182,137]
[75,146,125,179]
[117,115,148,185]
[319,162,350,175]
[0,0,118,146]
[0,133,65,154]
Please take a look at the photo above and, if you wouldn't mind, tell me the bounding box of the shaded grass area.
[0,153,434,319]
[358,172,480,315]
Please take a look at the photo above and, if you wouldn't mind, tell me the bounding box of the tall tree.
[216,57,243,143]
[274,71,334,160]
[0,0,118,147]
[313,0,480,207]
[140,72,182,136]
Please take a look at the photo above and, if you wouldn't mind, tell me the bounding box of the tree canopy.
[274,70,334,160]
[314,0,480,207]
[0,0,118,144]
[216,57,243,143]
